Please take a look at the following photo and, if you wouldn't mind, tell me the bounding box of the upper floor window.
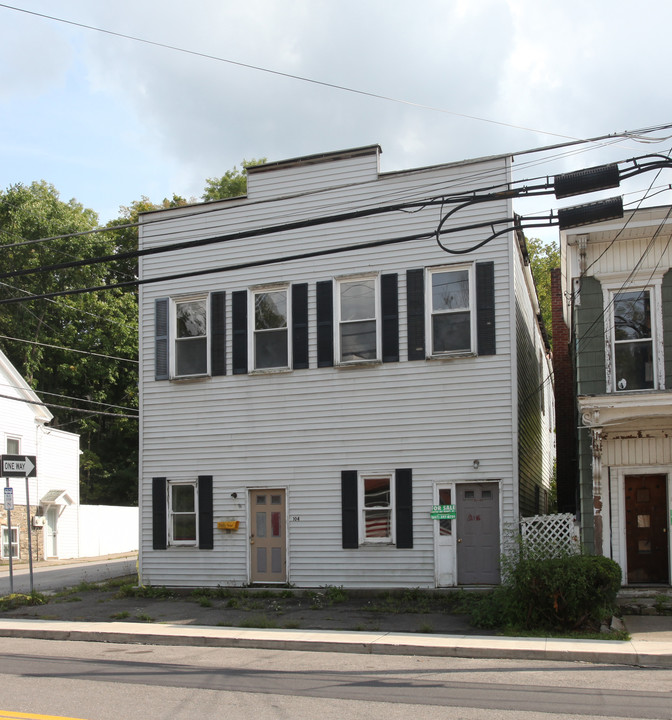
[337,275,379,363]
[174,296,208,377]
[253,288,289,370]
[428,264,475,356]
[6,437,20,454]
[611,288,655,392]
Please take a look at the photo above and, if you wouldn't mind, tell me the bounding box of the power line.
[0,391,137,419]
[0,335,138,364]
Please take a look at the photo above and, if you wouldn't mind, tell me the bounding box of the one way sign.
[1,454,37,478]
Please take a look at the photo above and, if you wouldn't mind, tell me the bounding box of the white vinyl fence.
[78,505,138,558]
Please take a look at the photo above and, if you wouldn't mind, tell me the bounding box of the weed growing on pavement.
[110,611,130,620]
[239,614,278,629]
[135,612,155,622]
[0,591,46,611]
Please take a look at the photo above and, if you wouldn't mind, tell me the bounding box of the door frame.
[247,486,289,584]
[433,479,501,587]
[614,466,671,585]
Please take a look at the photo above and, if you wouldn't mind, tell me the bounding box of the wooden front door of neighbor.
[250,489,286,583]
[456,482,500,585]
[625,474,669,584]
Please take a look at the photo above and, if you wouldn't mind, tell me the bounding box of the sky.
[2,0,672,247]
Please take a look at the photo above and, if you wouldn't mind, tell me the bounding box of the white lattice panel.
[520,513,579,556]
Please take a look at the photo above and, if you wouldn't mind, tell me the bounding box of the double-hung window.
[168,481,198,546]
[174,296,208,377]
[360,474,394,543]
[1,527,19,560]
[337,275,379,363]
[610,287,657,392]
[253,287,289,370]
[428,264,475,356]
[6,437,20,455]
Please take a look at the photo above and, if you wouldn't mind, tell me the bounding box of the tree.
[526,237,560,348]
[0,181,139,504]
[202,159,266,201]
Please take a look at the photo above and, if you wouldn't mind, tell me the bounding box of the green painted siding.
[663,269,672,389]
[516,302,546,517]
[575,276,606,395]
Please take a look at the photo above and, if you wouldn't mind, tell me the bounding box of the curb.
[1,619,672,668]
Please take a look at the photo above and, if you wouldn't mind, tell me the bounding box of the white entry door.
[46,506,58,558]
[436,486,455,586]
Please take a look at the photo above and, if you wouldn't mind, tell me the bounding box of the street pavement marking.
[0,711,88,720]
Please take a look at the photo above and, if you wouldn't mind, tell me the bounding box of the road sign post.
[1,455,38,593]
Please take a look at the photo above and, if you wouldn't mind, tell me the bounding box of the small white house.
[0,348,81,562]
[138,145,554,588]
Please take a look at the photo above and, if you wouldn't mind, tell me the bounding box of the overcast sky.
[2,0,671,245]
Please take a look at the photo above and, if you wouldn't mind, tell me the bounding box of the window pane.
[173,514,196,541]
[271,512,281,537]
[439,488,452,536]
[256,495,267,505]
[176,300,207,338]
[271,495,282,505]
[432,312,471,352]
[340,279,375,321]
[255,291,287,330]
[271,547,281,573]
[255,329,288,369]
[365,509,391,537]
[172,485,195,512]
[257,547,267,573]
[6,438,19,454]
[340,320,377,361]
[364,477,390,507]
[614,291,651,340]
[432,270,469,311]
[615,342,654,391]
[256,512,267,538]
[176,337,207,376]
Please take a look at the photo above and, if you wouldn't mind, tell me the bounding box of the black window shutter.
[341,470,359,549]
[232,290,248,374]
[395,468,413,549]
[152,477,167,550]
[406,269,425,361]
[211,292,226,376]
[198,475,214,550]
[476,261,496,356]
[381,273,399,363]
[155,298,170,380]
[316,280,334,367]
[292,283,309,370]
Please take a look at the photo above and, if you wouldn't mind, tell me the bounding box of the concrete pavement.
[0,615,671,668]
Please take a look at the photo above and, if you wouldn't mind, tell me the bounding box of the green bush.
[470,547,622,632]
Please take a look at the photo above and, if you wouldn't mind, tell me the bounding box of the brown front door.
[625,475,669,584]
[250,489,286,583]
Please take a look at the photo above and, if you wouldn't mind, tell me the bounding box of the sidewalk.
[0,615,671,668]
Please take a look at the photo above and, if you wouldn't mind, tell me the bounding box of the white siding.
[139,152,524,588]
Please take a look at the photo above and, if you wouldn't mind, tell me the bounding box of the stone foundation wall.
[0,506,43,564]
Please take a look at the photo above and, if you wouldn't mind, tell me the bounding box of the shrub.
[470,542,622,632]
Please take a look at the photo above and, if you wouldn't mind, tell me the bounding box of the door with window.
[625,474,669,584]
[456,482,500,585]
[250,489,286,583]
[436,486,455,586]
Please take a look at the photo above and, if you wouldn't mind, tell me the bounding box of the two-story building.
[555,206,672,585]
[138,145,554,588]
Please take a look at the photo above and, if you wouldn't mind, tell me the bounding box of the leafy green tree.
[202,159,266,201]
[526,237,560,347]
[0,181,139,504]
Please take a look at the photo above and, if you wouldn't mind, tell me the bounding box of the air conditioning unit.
[32,515,46,527]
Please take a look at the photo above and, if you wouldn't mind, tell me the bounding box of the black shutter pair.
[316,274,400,367]
[406,261,496,359]
[154,294,227,380]
[341,469,413,549]
[152,476,213,550]
[232,284,309,374]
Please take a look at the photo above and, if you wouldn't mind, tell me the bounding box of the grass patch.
[135,612,155,622]
[239,614,278,629]
[110,611,130,620]
[115,584,175,600]
[0,591,47,611]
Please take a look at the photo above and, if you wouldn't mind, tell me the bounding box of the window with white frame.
[1,526,19,559]
[174,296,208,377]
[360,474,394,543]
[168,481,198,546]
[428,264,475,355]
[6,437,20,454]
[253,287,289,370]
[337,275,379,362]
[610,287,657,392]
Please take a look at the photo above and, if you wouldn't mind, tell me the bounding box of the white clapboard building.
[138,145,554,588]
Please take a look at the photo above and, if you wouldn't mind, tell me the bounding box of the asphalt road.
[0,556,136,594]
[2,637,672,720]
